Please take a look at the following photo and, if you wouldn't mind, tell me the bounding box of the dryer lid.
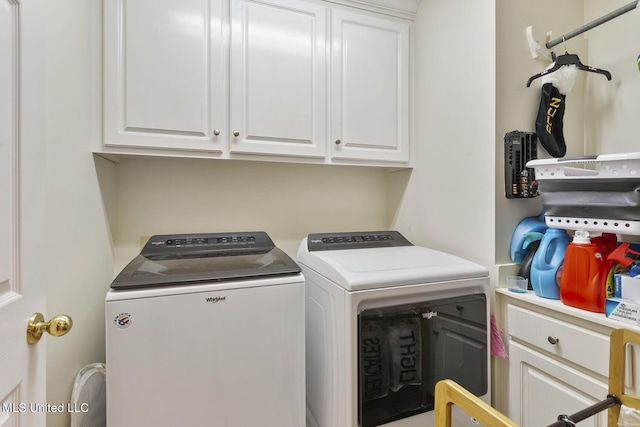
[111,232,300,290]
[297,231,488,291]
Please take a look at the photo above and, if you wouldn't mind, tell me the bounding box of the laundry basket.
[70,363,106,427]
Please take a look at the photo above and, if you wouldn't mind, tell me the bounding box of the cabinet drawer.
[507,305,609,377]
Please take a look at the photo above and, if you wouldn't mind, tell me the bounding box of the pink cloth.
[490,314,508,358]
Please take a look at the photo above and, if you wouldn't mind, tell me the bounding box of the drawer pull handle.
[547,336,559,345]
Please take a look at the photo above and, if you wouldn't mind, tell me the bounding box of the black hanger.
[526,51,612,87]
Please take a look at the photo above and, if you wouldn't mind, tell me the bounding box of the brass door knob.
[27,313,73,344]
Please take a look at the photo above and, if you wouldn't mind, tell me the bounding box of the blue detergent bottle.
[517,232,545,290]
[510,211,547,264]
[530,228,571,299]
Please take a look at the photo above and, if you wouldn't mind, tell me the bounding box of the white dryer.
[297,231,490,427]
[105,232,305,427]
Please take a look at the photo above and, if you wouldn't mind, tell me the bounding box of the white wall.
[44,1,113,427]
[110,157,392,269]
[584,0,640,154]
[495,0,586,266]
[392,0,496,273]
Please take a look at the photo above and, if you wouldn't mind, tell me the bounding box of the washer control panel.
[307,231,412,251]
[141,232,271,256]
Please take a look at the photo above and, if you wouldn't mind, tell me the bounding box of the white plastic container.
[527,152,640,234]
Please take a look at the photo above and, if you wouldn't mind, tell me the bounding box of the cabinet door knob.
[233,131,240,137]
[213,129,220,136]
[547,336,559,345]
[335,139,341,145]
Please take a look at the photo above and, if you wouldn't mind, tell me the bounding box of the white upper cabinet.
[331,9,409,163]
[229,0,327,158]
[101,0,415,166]
[103,0,227,152]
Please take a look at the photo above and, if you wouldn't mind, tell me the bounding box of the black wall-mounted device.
[504,131,538,199]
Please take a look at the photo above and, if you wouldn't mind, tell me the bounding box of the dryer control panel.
[307,231,412,251]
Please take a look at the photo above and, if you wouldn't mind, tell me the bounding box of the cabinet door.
[104,0,226,152]
[508,341,608,427]
[331,9,409,163]
[230,0,327,158]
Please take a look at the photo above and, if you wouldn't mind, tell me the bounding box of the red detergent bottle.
[591,233,619,298]
[560,230,605,312]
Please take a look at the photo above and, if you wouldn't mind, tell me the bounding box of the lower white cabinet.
[496,290,640,426]
[509,337,608,426]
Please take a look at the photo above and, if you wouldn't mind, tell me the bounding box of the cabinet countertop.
[495,288,640,333]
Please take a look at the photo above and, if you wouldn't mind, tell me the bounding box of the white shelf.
[544,215,640,236]
[525,153,640,237]
[496,288,640,332]
[528,152,640,180]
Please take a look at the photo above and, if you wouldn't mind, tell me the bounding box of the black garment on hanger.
[535,83,567,158]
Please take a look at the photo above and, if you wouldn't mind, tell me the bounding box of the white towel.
[541,63,578,95]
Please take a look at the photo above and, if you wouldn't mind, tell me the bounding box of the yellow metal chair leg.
[434,379,519,427]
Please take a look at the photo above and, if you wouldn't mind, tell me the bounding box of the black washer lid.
[110,232,301,290]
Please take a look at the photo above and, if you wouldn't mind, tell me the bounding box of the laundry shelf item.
[527,153,640,235]
[543,215,640,235]
[528,152,640,180]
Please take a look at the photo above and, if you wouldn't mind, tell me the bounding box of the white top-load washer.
[297,231,490,427]
[105,232,305,427]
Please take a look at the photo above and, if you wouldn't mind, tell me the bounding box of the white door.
[508,342,607,426]
[0,0,46,426]
[229,0,327,158]
[103,0,227,153]
[331,9,410,163]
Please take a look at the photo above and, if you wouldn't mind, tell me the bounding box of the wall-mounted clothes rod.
[546,0,639,49]
[544,395,621,427]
